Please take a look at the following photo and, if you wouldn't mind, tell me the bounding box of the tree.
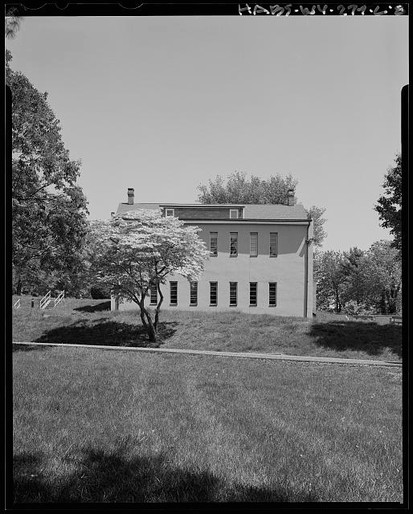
[7,51,89,295]
[340,247,366,306]
[87,210,209,342]
[315,241,402,315]
[375,154,402,251]
[363,240,402,314]
[307,206,327,248]
[198,171,297,205]
[5,6,24,39]
[314,250,347,312]
[197,171,327,247]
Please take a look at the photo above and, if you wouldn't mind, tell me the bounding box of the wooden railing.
[40,291,52,309]
[54,290,65,307]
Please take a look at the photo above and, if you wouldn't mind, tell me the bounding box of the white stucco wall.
[113,221,313,318]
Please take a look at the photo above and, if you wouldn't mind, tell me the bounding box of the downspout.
[303,221,311,318]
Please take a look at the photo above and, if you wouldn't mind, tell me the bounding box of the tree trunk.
[154,285,164,330]
[379,290,387,314]
[139,302,157,343]
[335,289,341,313]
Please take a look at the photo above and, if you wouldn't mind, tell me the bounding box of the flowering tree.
[88,210,209,342]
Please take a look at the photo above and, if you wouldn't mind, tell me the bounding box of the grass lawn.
[12,296,402,362]
[12,346,402,503]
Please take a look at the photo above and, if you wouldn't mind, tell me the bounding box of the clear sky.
[7,15,408,252]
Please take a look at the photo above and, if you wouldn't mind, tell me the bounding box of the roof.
[115,202,309,221]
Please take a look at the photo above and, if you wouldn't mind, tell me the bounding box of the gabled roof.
[115,202,309,220]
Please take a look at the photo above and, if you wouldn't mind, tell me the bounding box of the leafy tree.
[375,154,402,251]
[340,247,366,306]
[197,171,298,204]
[197,171,327,247]
[314,250,347,312]
[307,206,327,248]
[87,210,209,342]
[363,240,401,314]
[315,241,401,315]
[5,6,24,39]
[7,51,89,295]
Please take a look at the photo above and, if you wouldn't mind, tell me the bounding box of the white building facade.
[112,189,314,318]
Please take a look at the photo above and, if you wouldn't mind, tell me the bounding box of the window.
[210,282,218,306]
[229,282,237,306]
[249,282,257,306]
[250,232,258,257]
[230,232,238,257]
[269,282,277,306]
[170,281,178,305]
[150,286,158,305]
[190,281,198,306]
[230,209,239,219]
[165,208,175,217]
[210,232,218,257]
[270,232,278,257]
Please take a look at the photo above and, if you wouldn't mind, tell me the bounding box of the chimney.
[287,189,295,206]
[127,188,134,205]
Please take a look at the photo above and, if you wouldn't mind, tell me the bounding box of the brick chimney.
[287,189,295,206]
[127,188,134,205]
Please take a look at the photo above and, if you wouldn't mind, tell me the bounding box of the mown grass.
[12,346,403,503]
[12,296,402,362]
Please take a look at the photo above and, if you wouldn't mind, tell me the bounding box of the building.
[112,188,314,318]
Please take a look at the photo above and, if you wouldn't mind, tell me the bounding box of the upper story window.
[270,232,278,257]
[165,208,175,217]
[210,232,218,257]
[230,209,239,219]
[230,232,238,257]
[250,232,258,257]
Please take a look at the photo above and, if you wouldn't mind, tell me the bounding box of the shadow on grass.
[34,320,178,347]
[13,447,319,503]
[74,301,111,313]
[309,321,402,359]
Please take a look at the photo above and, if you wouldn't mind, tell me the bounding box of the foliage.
[5,6,24,39]
[87,209,209,342]
[90,285,112,300]
[7,52,89,296]
[343,300,376,317]
[315,241,401,315]
[197,171,298,204]
[314,250,347,312]
[197,171,327,247]
[363,241,402,315]
[375,154,402,251]
[307,206,327,248]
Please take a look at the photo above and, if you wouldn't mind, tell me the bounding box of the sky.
[7,14,408,252]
